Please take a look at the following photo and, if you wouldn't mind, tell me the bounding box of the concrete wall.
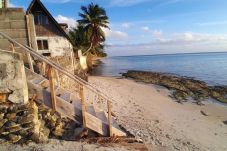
[0,8,29,62]
[0,50,28,104]
[0,9,28,49]
[36,36,73,57]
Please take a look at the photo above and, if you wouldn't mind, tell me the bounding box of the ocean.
[92,52,227,86]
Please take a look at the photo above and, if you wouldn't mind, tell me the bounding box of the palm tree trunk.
[82,42,93,55]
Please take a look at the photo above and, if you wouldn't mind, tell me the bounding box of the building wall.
[36,36,73,57]
[0,8,29,63]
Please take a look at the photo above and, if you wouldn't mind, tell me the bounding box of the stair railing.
[0,32,114,136]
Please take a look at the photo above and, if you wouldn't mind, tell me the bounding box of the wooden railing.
[0,32,114,136]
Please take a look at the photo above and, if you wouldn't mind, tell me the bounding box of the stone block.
[0,29,27,39]
[0,50,28,104]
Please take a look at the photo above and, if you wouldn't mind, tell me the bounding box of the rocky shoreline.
[122,70,227,104]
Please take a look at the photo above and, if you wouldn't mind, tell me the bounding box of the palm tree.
[68,24,89,50]
[77,3,109,55]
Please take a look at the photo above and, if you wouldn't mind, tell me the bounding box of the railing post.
[79,84,86,128]
[27,53,34,72]
[48,65,57,111]
[107,100,113,137]
[10,43,15,52]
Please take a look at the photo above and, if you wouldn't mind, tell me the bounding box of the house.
[26,0,74,57]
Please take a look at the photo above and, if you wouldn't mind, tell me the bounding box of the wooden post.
[3,0,8,8]
[25,15,34,72]
[10,43,15,52]
[48,66,57,111]
[27,53,34,72]
[54,69,60,85]
[107,100,113,137]
[79,84,86,128]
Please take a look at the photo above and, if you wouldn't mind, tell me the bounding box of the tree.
[77,3,109,55]
[68,24,89,50]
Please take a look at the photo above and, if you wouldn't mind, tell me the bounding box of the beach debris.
[200,110,208,116]
[123,70,227,104]
[223,120,227,125]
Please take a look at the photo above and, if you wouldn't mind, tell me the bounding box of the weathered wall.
[0,50,28,104]
[0,8,29,61]
[36,36,73,57]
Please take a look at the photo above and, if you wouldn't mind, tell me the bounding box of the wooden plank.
[25,15,34,72]
[86,106,96,116]
[27,80,81,122]
[10,43,15,52]
[86,112,126,136]
[108,101,113,137]
[48,66,57,111]
[79,84,87,128]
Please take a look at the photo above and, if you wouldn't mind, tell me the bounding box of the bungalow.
[26,0,74,57]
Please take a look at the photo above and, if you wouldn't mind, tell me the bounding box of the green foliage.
[69,3,109,57]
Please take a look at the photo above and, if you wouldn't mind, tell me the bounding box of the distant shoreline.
[108,51,227,58]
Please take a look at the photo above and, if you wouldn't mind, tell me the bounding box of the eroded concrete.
[0,50,28,104]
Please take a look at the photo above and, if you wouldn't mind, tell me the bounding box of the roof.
[26,0,75,47]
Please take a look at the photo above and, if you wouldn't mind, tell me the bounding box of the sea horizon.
[107,51,227,58]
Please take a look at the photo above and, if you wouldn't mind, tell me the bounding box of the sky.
[10,0,227,56]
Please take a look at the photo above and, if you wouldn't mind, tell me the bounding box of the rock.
[8,134,21,143]
[5,113,17,120]
[74,127,84,138]
[200,110,208,116]
[223,120,227,125]
[123,70,227,104]
[0,50,28,104]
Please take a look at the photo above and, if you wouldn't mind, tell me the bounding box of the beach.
[89,76,227,151]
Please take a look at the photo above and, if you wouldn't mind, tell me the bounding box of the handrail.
[0,32,114,104]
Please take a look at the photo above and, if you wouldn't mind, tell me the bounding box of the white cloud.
[109,0,150,7]
[141,26,162,37]
[9,2,16,7]
[197,21,227,26]
[55,15,78,28]
[103,28,128,40]
[121,22,132,28]
[106,32,227,56]
[141,26,150,31]
[42,0,72,3]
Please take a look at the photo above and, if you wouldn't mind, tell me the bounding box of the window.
[34,13,49,25]
[37,40,49,50]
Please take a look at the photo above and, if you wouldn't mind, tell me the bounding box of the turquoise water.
[92,52,227,86]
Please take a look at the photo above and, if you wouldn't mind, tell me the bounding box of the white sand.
[89,76,227,151]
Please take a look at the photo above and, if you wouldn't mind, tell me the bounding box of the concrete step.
[0,20,26,29]
[0,29,28,39]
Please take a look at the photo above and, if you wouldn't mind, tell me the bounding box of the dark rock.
[223,120,227,125]
[200,110,208,116]
[123,70,227,104]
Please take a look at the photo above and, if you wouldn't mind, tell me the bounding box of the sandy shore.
[89,76,227,151]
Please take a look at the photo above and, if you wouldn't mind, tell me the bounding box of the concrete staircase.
[25,68,126,136]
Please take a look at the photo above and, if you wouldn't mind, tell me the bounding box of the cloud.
[42,0,73,3]
[141,26,162,37]
[197,21,227,26]
[121,22,132,28]
[9,2,16,7]
[103,28,128,40]
[106,32,227,56]
[109,0,150,7]
[55,15,78,28]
